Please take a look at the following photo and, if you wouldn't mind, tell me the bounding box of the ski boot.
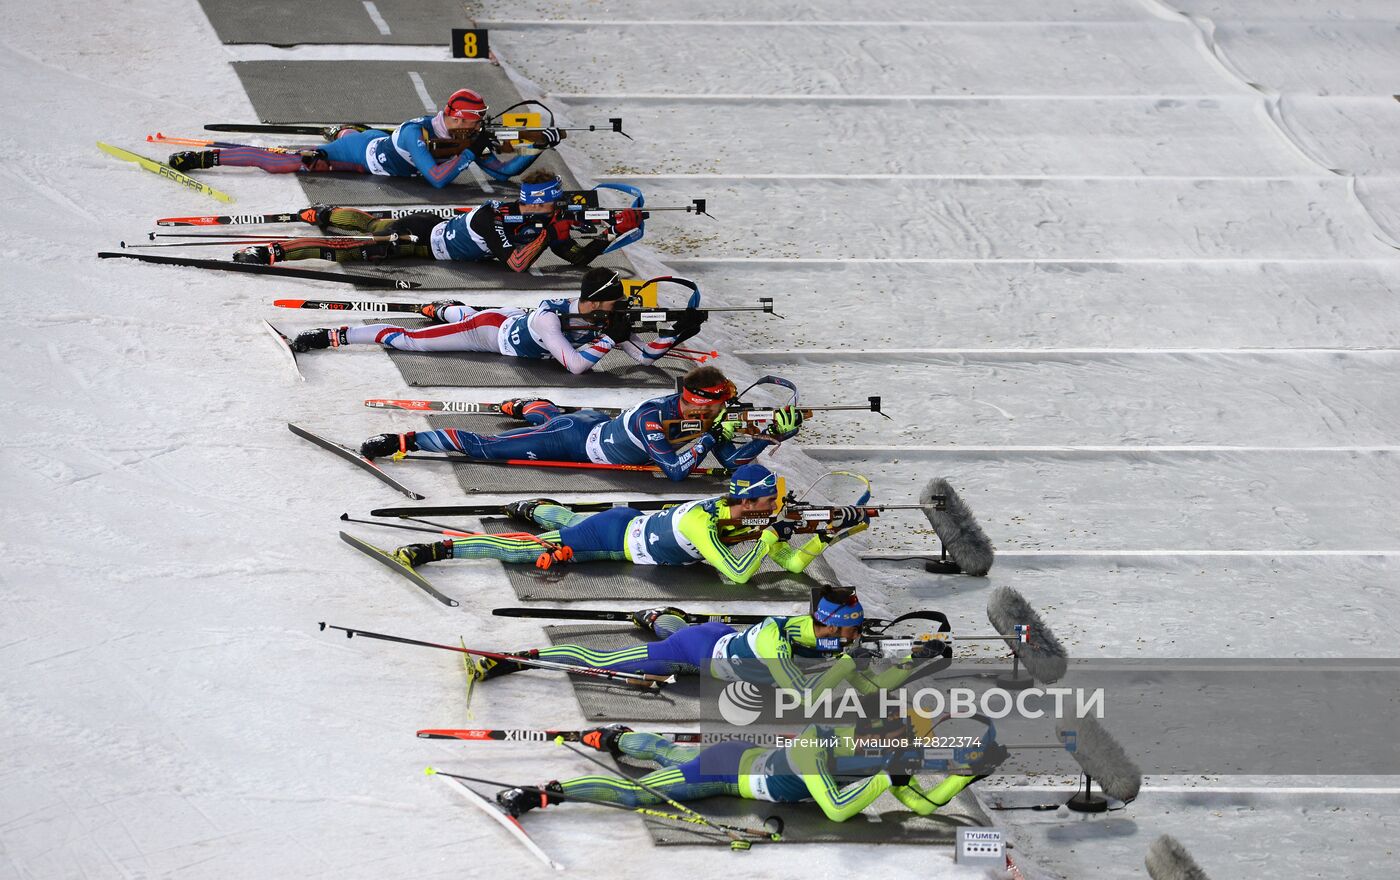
[498,398,555,421]
[468,649,540,682]
[578,724,632,757]
[392,540,452,568]
[232,243,286,265]
[290,327,347,353]
[501,498,561,526]
[296,203,335,230]
[496,781,565,818]
[419,300,466,323]
[321,124,370,141]
[631,606,689,633]
[167,150,219,172]
[360,431,417,460]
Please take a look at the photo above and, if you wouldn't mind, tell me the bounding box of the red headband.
[681,383,730,405]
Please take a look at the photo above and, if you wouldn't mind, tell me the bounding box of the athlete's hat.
[444,88,488,120]
[813,589,865,628]
[520,176,564,205]
[727,463,778,501]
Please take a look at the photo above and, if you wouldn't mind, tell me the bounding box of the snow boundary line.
[667,257,1400,265]
[598,173,1343,182]
[985,784,1400,794]
[806,445,1400,454]
[737,347,1400,357]
[863,549,1400,559]
[478,20,1157,27]
[549,92,1256,102]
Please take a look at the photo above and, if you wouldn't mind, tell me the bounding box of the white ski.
[261,320,303,381]
[432,771,565,871]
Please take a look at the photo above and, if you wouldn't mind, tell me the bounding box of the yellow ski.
[97,141,234,204]
[461,636,477,721]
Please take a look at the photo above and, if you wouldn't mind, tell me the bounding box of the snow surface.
[1,0,1397,878]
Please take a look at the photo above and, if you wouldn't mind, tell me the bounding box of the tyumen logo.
[717,681,765,727]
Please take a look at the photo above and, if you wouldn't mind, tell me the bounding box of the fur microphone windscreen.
[1146,834,1212,880]
[921,478,994,576]
[986,585,1068,684]
[1054,713,1142,802]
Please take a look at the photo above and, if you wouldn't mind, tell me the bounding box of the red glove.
[547,213,576,242]
[611,209,642,235]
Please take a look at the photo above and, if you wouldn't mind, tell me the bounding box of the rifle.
[360,380,877,442]
[361,471,936,545]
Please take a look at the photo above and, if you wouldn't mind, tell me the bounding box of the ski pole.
[120,240,287,249]
[555,739,780,848]
[148,232,384,241]
[317,623,674,688]
[426,768,764,841]
[337,512,475,538]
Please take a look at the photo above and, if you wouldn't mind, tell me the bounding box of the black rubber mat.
[200,0,469,46]
[487,518,836,601]
[376,319,682,387]
[425,423,732,494]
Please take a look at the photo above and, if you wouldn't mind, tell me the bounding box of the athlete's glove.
[829,506,871,533]
[533,127,564,148]
[611,209,643,235]
[669,309,707,344]
[763,518,799,544]
[887,745,925,775]
[955,740,1010,776]
[708,415,739,443]
[604,309,633,344]
[467,128,496,157]
[911,639,953,660]
[845,646,881,660]
[889,774,914,787]
[769,405,804,440]
[547,212,576,242]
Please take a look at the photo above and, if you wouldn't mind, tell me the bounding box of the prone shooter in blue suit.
[233,172,645,273]
[168,88,553,186]
[358,365,797,481]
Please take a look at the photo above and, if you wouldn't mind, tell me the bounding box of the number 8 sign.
[450,28,490,59]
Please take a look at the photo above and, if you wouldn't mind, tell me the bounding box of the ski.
[397,451,730,479]
[276,298,426,314]
[261,321,303,380]
[490,607,893,629]
[364,398,616,416]
[460,636,477,719]
[288,423,425,499]
[418,728,786,747]
[339,531,458,607]
[98,252,421,289]
[428,770,565,871]
[156,205,470,227]
[205,122,394,135]
[96,141,234,204]
[492,607,768,625]
[368,500,687,518]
